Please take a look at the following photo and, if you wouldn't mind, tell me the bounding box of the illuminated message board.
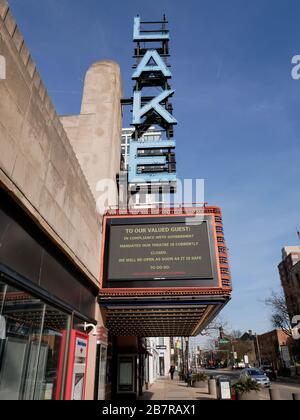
[102,215,221,289]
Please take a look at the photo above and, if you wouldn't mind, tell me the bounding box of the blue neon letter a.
[132,50,172,80]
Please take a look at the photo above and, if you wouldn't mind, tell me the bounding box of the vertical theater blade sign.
[128,15,177,192]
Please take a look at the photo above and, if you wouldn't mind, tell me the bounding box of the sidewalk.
[140,377,216,401]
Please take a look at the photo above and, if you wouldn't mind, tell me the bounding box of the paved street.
[202,368,240,380]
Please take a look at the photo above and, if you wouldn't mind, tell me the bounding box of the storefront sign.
[156,345,167,350]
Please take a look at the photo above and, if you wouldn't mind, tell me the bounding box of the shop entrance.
[159,357,165,376]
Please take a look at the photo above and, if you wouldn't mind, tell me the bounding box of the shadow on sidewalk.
[139,391,155,401]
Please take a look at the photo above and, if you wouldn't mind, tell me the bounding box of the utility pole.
[255,333,262,367]
[181,337,185,375]
[231,337,236,368]
[185,337,189,374]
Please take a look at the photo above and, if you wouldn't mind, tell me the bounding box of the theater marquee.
[100,208,231,291]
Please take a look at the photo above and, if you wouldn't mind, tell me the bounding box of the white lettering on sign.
[0,55,6,80]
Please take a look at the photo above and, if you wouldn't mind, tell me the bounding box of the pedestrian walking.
[186,370,193,387]
[169,365,175,380]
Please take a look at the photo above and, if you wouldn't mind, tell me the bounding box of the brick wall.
[279,253,300,319]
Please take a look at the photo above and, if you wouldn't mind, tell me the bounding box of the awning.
[99,294,230,337]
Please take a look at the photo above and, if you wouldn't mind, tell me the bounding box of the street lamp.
[181,337,184,376]
[255,333,262,367]
[185,337,189,375]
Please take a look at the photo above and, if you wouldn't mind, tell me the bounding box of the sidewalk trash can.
[216,376,232,400]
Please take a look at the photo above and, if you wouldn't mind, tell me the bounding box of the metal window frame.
[0,264,97,400]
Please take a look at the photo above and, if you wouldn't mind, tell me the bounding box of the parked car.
[260,365,277,382]
[233,362,247,370]
[239,368,270,388]
[237,362,246,369]
[206,364,218,370]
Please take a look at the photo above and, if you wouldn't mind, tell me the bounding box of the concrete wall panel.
[61,61,122,208]
[0,2,124,286]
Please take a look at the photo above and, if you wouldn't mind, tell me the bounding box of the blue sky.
[9,0,300,335]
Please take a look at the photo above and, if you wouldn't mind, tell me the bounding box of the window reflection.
[0,280,69,400]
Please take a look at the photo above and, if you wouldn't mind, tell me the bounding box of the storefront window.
[159,337,165,346]
[39,305,69,400]
[0,280,69,400]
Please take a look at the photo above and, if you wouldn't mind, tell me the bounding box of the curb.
[277,377,300,385]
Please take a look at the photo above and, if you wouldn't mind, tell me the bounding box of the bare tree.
[231,330,243,339]
[265,291,293,338]
[200,316,228,338]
